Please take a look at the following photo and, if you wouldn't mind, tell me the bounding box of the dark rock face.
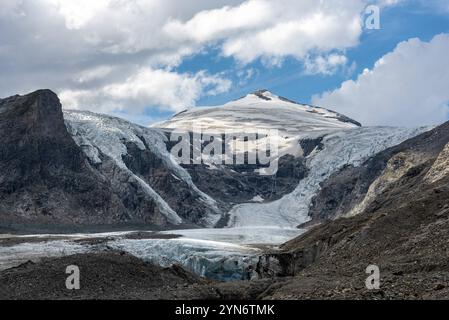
[0,90,86,192]
[162,131,310,208]
[0,90,169,230]
[308,122,449,223]
[183,154,307,206]
[122,140,217,225]
[252,89,272,101]
[308,162,384,222]
[299,137,324,157]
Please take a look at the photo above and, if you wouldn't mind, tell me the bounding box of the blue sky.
[192,1,449,105]
[1,0,448,126]
[137,1,449,125]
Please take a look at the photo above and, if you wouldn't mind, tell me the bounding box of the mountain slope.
[64,110,221,227]
[0,89,429,232]
[155,89,428,228]
[0,90,127,229]
[309,119,449,223]
[0,90,221,231]
[245,121,449,299]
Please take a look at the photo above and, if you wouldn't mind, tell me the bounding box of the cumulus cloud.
[313,34,449,127]
[61,69,231,113]
[0,0,399,120]
[0,0,237,116]
[165,0,365,65]
[304,54,349,75]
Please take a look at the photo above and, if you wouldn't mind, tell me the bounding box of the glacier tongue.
[108,238,261,281]
[0,227,304,281]
[107,226,305,280]
[161,226,305,245]
[227,126,431,228]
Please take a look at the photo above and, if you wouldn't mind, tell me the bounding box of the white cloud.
[236,68,259,85]
[312,34,449,127]
[60,68,232,113]
[46,0,110,30]
[304,54,348,75]
[166,0,365,65]
[163,0,272,44]
[0,0,401,118]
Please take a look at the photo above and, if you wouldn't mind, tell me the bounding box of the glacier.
[155,90,430,228]
[0,90,434,283]
[161,226,304,245]
[62,91,430,229]
[108,226,304,281]
[0,227,304,280]
[108,238,260,281]
[227,126,430,228]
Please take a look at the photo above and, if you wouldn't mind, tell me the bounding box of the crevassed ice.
[108,238,261,281]
[107,227,304,280]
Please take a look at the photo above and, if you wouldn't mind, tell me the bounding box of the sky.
[0,0,448,127]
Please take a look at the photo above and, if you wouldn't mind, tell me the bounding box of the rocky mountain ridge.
[0,89,428,232]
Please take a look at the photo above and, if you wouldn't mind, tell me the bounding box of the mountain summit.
[154,89,361,134]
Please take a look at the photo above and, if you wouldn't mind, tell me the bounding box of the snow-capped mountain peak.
[154,89,361,136]
[240,89,278,101]
[149,90,430,229]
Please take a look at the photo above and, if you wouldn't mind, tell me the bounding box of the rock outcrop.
[0,90,205,231]
[0,90,133,229]
[244,121,449,299]
[308,122,449,222]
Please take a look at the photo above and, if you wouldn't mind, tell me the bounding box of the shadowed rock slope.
[309,121,449,223]
[249,121,449,299]
[0,90,188,231]
[0,90,127,228]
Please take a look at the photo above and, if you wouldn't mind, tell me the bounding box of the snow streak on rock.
[64,110,220,225]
